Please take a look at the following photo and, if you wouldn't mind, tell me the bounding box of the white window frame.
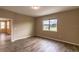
[43,19,57,32]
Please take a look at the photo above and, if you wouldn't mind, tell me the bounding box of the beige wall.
[35,9,79,45]
[0,9,34,41]
[13,14,34,41]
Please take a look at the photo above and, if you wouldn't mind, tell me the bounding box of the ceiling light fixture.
[31,6,40,10]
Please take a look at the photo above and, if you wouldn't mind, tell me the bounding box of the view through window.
[7,21,10,29]
[0,22,5,29]
[43,19,57,32]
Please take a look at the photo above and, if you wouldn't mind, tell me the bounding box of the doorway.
[0,18,12,41]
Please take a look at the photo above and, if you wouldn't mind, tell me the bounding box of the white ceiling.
[0,6,79,17]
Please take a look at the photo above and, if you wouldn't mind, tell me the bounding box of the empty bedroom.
[0,6,79,52]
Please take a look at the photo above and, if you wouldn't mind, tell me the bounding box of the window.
[43,20,49,31]
[43,19,57,32]
[49,19,57,31]
[0,22,5,29]
[7,21,10,29]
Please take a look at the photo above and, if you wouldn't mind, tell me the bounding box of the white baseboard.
[37,35,79,46]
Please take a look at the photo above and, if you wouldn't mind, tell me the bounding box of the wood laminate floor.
[13,37,79,52]
[0,33,79,52]
[0,33,12,52]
